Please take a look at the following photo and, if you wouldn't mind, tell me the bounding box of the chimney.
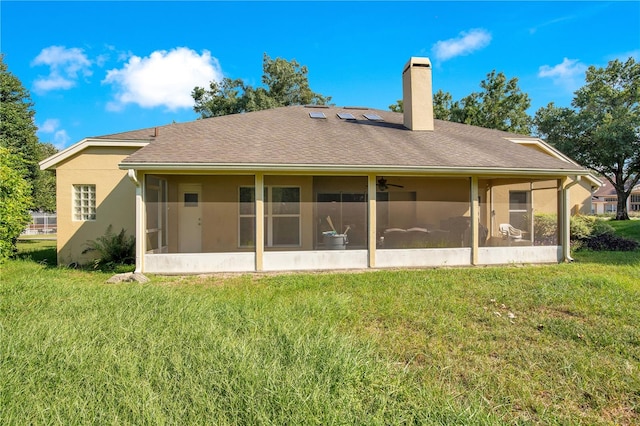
[402,57,434,131]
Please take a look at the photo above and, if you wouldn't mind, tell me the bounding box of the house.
[41,57,599,274]
[592,179,640,215]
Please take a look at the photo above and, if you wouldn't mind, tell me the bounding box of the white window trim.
[239,186,301,248]
[73,184,96,221]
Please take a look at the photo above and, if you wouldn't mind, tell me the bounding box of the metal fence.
[22,212,57,235]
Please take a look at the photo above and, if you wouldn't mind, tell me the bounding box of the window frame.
[73,184,96,221]
[508,190,531,232]
[239,185,301,248]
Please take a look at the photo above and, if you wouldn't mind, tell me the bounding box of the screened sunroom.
[138,173,564,273]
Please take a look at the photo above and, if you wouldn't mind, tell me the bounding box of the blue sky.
[2,1,639,149]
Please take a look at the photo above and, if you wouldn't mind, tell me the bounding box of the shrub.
[83,225,135,268]
[570,215,596,240]
[0,148,32,263]
[591,219,615,237]
[570,215,638,251]
[581,233,639,251]
[534,213,558,245]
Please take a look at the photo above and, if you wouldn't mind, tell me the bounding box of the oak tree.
[389,72,532,134]
[193,54,330,118]
[534,57,640,220]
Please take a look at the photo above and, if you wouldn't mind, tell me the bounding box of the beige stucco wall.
[160,175,315,253]
[55,147,139,265]
[488,178,559,239]
[414,177,470,228]
[516,142,594,215]
[569,180,593,214]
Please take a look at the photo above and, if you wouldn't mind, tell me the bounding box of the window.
[509,190,530,232]
[239,187,256,247]
[73,184,96,221]
[268,187,301,246]
[631,194,640,212]
[239,186,301,248]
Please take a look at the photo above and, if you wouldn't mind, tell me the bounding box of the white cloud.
[39,118,60,133]
[102,47,223,111]
[538,58,587,92]
[31,46,92,93]
[432,29,492,62]
[38,118,70,149]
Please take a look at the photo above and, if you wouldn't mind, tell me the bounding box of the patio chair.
[499,223,523,241]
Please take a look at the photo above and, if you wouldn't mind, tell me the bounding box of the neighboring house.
[592,179,640,214]
[41,57,599,274]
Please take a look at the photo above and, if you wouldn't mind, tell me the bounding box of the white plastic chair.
[499,223,523,241]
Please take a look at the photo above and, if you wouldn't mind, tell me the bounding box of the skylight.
[309,112,326,119]
[363,113,383,121]
[337,113,356,120]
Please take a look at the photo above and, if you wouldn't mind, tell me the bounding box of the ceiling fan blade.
[388,183,404,188]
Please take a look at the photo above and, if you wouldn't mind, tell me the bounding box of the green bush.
[0,147,32,263]
[570,215,637,251]
[591,219,615,237]
[581,233,639,251]
[533,213,558,245]
[83,225,135,269]
[570,215,596,240]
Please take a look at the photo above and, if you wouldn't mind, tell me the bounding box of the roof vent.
[337,113,356,120]
[363,113,383,121]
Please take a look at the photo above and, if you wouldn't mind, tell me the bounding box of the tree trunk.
[615,190,630,220]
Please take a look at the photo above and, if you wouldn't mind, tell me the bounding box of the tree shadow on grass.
[16,239,135,274]
[571,250,640,266]
[16,239,57,268]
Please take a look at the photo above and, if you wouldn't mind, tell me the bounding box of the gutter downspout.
[562,176,582,262]
[128,169,144,273]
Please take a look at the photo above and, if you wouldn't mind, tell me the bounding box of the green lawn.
[607,217,640,242]
[1,238,638,424]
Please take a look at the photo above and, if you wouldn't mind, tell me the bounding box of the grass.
[1,235,638,424]
[607,218,640,242]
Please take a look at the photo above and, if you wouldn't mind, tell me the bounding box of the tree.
[534,57,640,220]
[388,99,403,113]
[388,90,454,120]
[32,142,58,212]
[0,55,39,183]
[1,55,57,213]
[450,71,532,133]
[388,72,532,133]
[0,147,32,262]
[193,54,331,118]
[433,90,454,121]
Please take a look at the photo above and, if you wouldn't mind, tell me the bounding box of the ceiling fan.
[377,177,404,191]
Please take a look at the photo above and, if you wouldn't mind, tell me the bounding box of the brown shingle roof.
[110,105,585,172]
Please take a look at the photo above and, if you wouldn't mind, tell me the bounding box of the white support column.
[530,182,535,246]
[560,176,583,262]
[368,174,377,268]
[255,173,265,271]
[470,176,479,265]
[127,169,145,273]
